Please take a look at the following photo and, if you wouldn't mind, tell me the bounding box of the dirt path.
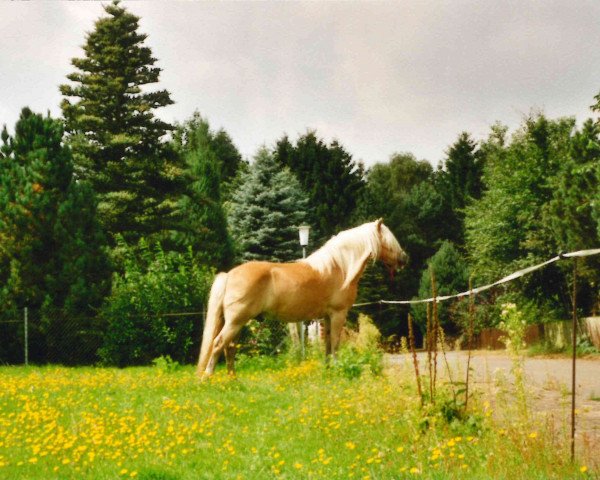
[388,351,600,467]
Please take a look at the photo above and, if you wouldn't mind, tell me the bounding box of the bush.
[334,314,384,379]
[236,317,288,357]
[98,239,213,366]
[152,355,181,373]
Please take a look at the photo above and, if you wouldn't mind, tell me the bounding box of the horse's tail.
[197,272,228,377]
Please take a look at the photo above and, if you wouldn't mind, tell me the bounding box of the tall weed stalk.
[499,303,528,421]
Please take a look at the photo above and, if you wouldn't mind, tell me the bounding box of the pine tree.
[0,108,110,363]
[437,132,484,245]
[440,132,484,210]
[210,128,245,200]
[228,148,309,262]
[171,113,234,269]
[60,0,178,243]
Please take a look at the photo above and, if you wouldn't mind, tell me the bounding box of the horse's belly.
[271,299,327,322]
[268,277,332,322]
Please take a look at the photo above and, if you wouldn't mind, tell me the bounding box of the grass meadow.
[0,355,595,480]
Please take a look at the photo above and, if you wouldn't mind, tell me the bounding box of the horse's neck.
[304,237,374,288]
[340,248,372,289]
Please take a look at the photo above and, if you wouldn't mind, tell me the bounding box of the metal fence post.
[24,307,28,366]
[570,258,578,462]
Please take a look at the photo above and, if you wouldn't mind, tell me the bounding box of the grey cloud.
[1,1,598,167]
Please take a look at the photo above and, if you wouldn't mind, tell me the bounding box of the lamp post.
[298,225,310,259]
[298,225,310,358]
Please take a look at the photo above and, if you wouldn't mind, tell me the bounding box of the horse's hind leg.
[224,335,239,376]
[205,322,244,376]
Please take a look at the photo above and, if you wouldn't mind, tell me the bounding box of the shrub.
[152,355,181,373]
[99,239,213,366]
[236,317,288,357]
[334,314,384,379]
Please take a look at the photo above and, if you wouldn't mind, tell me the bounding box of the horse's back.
[224,260,336,322]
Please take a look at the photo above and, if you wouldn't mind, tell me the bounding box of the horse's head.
[375,219,408,277]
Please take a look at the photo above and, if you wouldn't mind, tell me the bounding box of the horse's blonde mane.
[301,221,401,283]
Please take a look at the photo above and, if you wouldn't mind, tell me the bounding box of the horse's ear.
[376,218,383,231]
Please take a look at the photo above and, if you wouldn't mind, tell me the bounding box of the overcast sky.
[1,1,599,167]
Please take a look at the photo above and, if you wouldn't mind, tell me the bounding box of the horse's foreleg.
[322,318,332,363]
[329,310,347,363]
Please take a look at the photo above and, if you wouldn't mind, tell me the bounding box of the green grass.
[527,342,600,358]
[0,357,594,479]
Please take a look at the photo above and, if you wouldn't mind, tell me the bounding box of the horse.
[196,219,408,378]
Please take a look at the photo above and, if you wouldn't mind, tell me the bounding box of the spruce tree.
[60,0,177,243]
[228,148,309,262]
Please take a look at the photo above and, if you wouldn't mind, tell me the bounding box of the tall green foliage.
[228,148,309,262]
[60,0,179,244]
[465,114,599,318]
[100,239,213,366]
[357,152,432,221]
[275,132,364,242]
[171,113,235,269]
[412,241,470,335]
[439,132,484,210]
[209,128,245,200]
[353,153,450,336]
[465,116,566,280]
[0,108,110,363]
[437,132,484,246]
[545,119,600,252]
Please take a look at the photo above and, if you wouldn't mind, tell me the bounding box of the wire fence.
[0,307,292,367]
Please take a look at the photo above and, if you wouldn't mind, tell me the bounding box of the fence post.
[24,307,28,366]
[570,258,578,462]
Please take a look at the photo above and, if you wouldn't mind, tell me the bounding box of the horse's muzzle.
[398,251,409,269]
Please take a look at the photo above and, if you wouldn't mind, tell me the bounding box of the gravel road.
[387,351,600,466]
[389,350,600,399]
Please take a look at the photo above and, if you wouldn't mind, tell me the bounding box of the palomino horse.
[196,219,407,378]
